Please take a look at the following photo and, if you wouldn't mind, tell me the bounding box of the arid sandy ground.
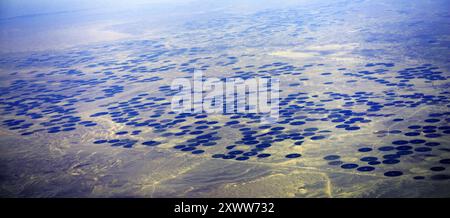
[1,0,449,197]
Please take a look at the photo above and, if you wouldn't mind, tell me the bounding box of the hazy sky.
[0,0,207,52]
[0,0,186,19]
